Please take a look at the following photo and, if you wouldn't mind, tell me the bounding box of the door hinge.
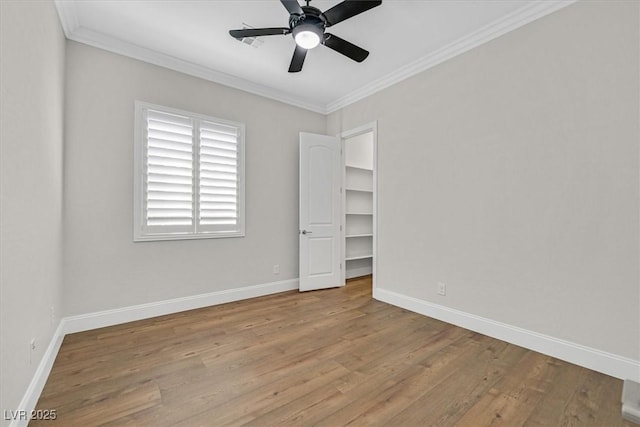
[340,263,342,269]
[340,225,342,231]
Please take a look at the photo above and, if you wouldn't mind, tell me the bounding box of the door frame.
[339,121,378,291]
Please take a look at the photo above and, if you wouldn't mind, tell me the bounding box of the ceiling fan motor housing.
[290,6,326,38]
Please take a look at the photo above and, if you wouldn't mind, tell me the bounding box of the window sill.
[133,231,245,242]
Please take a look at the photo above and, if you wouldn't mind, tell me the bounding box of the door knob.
[301,230,312,235]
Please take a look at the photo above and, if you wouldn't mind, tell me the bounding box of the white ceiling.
[54,0,574,113]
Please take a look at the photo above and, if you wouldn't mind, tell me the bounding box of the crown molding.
[54,0,576,116]
[53,2,327,114]
[325,0,577,113]
[54,0,79,38]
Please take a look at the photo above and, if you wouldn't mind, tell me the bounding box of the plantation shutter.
[144,109,194,233]
[134,101,245,241]
[198,120,241,232]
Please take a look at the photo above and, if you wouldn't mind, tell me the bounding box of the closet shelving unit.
[344,164,373,278]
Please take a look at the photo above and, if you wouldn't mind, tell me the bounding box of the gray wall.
[2,1,639,417]
[0,1,66,423]
[328,0,639,360]
[63,42,326,316]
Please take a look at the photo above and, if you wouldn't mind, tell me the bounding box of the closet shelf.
[345,188,373,193]
[346,212,373,216]
[345,165,373,172]
[345,254,373,261]
[346,233,373,238]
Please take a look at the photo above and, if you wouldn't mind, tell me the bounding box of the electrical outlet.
[273,264,280,274]
[437,282,446,296]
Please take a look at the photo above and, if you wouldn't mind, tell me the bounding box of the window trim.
[133,101,245,242]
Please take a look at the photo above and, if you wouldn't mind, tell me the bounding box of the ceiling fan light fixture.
[293,23,322,49]
[229,0,382,72]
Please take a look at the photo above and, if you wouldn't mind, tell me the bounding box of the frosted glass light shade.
[293,24,322,49]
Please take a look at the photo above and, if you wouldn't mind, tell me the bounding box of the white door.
[299,132,342,292]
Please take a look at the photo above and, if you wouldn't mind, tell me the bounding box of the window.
[134,101,245,241]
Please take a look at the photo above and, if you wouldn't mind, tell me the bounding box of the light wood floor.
[34,276,633,426]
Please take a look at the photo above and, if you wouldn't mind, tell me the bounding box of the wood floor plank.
[174,360,351,426]
[453,350,559,426]
[33,276,634,426]
[31,379,161,426]
[522,360,588,427]
[557,368,632,426]
[382,340,525,427]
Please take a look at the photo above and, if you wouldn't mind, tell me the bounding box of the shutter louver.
[199,121,239,227]
[145,109,194,227]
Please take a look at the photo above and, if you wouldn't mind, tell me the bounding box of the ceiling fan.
[229,0,382,73]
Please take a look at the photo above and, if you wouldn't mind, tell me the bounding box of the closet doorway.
[341,123,377,289]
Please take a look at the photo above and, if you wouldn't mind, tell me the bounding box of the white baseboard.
[9,323,65,427]
[373,287,640,382]
[10,278,299,425]
[62,278,299,334]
